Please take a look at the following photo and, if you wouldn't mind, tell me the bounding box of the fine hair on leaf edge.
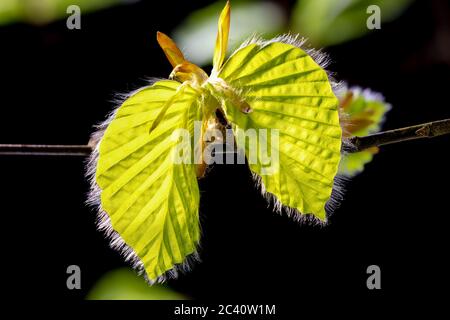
[85,33,354,282]
[85,79,201,284]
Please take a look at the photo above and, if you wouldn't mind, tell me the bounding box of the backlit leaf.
[218,38,342,221]
[212,0,231,72]
[94,80,202,282]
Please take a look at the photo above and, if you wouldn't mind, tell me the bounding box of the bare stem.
[0,144,92,156]
[0,119,449,157]
[345,118,450,153]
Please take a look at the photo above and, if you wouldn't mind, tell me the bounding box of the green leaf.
[338,86,390,176]
[218,38,342,221]
[292,0,413,46]
[340,86,391,137]
[172,0,286,66]
[86,268,187,300]
[339,150,374,176]
[95,80,202,282]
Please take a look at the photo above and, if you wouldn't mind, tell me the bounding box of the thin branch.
[0,144,92,156]
[346,118,450,153]
[0,119,449,157]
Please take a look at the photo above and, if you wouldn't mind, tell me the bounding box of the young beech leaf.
[91,81,202,282]
[215,37,342,220]
[88,1,344,283]
[338,86,391,176]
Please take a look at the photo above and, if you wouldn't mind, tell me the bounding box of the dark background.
[0,0,449,309]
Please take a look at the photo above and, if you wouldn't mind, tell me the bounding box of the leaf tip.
[156,31,186,68]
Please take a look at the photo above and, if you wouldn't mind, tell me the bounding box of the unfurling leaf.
[338,86,391,176]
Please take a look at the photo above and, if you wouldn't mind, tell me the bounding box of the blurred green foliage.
[291,0,413,46]
[0,0,135,26]
[86,268,187,300]
[172,0,286,66]
[171,0,413,66]
[1,0,414,50]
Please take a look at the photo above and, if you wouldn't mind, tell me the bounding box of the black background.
[0,0,449,310]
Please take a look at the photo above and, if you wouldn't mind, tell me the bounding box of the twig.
[0,119,449,157]
[346,118,450,153]
[0,144,92,156]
